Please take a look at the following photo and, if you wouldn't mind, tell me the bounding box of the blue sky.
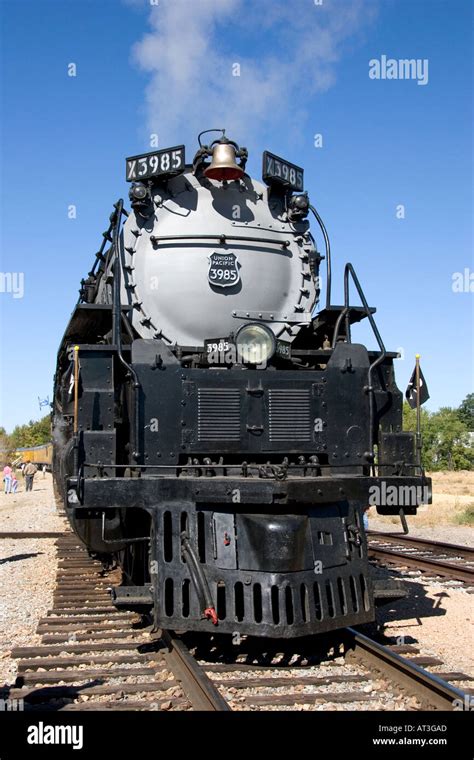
[0,0,472,432]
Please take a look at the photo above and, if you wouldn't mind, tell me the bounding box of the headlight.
[235,323,275,365]
[129,182,148,201]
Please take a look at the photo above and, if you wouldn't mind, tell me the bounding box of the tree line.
[0,393,473,470]
[402,393,473,471]
[0,416,51,454]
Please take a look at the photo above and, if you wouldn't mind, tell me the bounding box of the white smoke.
[131,0,378,151]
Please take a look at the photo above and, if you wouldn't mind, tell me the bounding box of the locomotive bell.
[204,142,244,181]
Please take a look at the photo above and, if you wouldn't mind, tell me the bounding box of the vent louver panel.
[269,388,311,441]
[198,388,241,441]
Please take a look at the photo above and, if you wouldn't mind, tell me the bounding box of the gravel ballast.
[0,474,67,684]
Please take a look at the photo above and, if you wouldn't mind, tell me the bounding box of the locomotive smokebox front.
[102,136,319,348]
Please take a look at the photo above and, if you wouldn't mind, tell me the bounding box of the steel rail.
[345,628,468,710]
[0,531,67,539]
[368,544,474,584]
[160,630,231,711]
[368,531,474,559]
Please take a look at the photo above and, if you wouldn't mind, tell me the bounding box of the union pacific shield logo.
[208,252,240,288]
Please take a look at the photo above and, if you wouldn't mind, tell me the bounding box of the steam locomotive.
[53,130,430,638]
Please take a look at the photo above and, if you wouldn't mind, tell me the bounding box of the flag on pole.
[405,361,430,409]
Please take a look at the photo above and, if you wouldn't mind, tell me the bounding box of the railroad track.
[183,628,473,711]
[368,532,474,586]
[2,530,473,711]
[1,532,200,711]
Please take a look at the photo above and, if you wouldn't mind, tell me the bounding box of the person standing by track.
[23,460,37,492]
[2,463,12,494]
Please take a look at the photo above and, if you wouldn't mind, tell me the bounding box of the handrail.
[77,204,129,306]
[332,263,386,462]
[309,204,332,309]
[111,199,142,462]
[150,233,291,248]
[89,218,113,278]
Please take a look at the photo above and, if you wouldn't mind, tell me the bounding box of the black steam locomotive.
[53,131,430,638]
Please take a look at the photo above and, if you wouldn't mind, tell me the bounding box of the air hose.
[181,532,218,625]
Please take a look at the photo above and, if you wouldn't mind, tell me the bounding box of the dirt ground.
[374,575,474,677]
[369,470,474,545]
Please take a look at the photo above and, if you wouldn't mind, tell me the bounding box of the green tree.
[8,415,51,448]
[403,402,473,470]
[457,393,474,431]
[0,426,15,464]
[428,407,473,470]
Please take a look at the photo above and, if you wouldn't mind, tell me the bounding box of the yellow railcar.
[14,443,52,470]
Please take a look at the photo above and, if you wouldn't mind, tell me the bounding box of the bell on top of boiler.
[204,137,243,181]
[197,131,247,181]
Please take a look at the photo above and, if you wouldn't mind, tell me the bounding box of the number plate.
[262,151,304,191]
[208,252,240,288]
[275,339,291,359]
[125,145,185,181]
[204,338,233,354]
